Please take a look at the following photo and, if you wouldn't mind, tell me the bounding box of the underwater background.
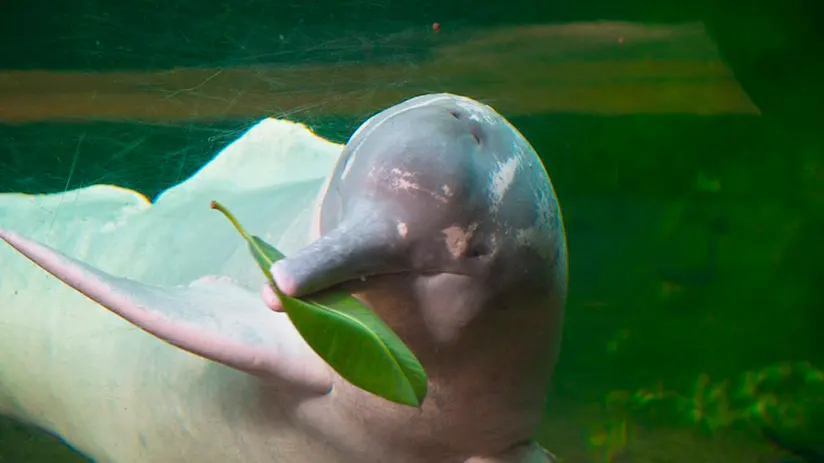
[1,0,822,461]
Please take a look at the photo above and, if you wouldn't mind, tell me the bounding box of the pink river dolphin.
[0,93,567,463]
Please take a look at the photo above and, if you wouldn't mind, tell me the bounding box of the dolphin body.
[0,94,566,463]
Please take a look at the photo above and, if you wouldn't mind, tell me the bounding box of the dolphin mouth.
[324,267,475,290]
[277,265,476,300]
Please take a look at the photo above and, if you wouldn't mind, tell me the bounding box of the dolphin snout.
[269,215,402,300]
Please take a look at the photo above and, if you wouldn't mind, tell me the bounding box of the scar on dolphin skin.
[443,223,479,258]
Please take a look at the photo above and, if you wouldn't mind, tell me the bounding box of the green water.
[1,0,821,461]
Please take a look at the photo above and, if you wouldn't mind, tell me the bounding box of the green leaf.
[210,200,428,407]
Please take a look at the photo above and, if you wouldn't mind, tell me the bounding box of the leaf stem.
[210,200,283,296]
[210,200,252,242]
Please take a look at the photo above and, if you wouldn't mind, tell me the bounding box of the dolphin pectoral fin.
[0,228,334,394]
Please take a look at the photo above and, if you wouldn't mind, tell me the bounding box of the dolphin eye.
[466,240,491,258]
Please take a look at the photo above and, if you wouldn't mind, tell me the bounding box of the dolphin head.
[267,93,568,459]
[271,92,567,348]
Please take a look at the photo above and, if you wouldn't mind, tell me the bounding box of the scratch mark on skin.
[396,222,408,238]
[374,167,450,204]
[489,156,520,212]
[443,223,478,258]
[389,168,420,191]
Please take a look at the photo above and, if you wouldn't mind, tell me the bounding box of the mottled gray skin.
[0,93,566,463]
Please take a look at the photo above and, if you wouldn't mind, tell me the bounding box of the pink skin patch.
[261,262,298,312]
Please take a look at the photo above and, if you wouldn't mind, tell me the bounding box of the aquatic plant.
[586,361,824,462]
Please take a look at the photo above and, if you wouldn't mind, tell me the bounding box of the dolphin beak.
[271,215,402,298]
